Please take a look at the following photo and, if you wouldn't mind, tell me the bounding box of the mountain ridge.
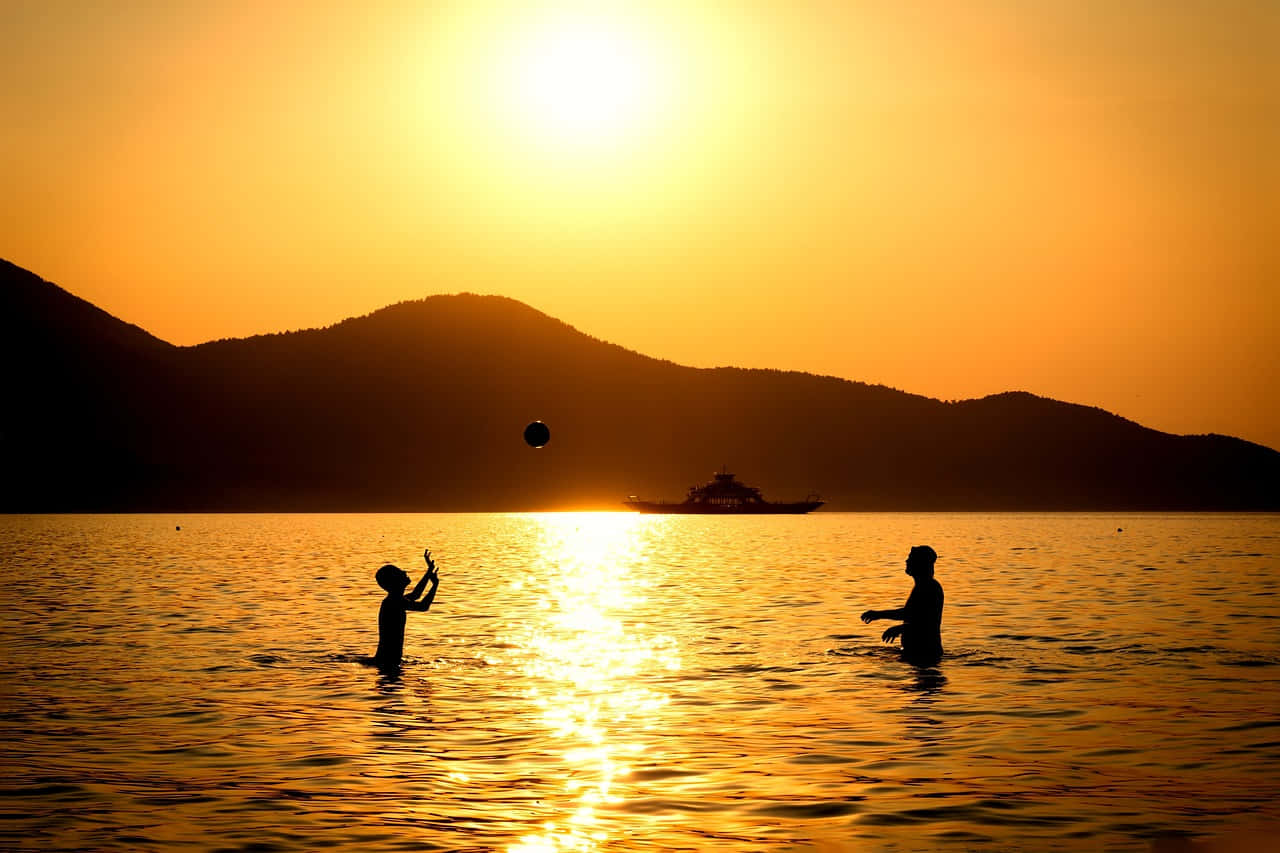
[3,259,1276,511]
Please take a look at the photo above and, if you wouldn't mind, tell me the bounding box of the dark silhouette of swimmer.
[861,545,944,663]
[372,548,440,669]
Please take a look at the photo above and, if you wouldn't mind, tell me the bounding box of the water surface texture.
[2,513,1278,851]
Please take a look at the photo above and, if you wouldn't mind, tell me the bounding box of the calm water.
[2,513,1279,852]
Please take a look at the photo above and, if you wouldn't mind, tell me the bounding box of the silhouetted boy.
[861,545,944,663]
[372,548,440,669]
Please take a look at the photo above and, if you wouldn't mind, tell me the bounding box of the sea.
[2,512,1278,852]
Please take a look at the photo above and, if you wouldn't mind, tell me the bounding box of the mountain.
[3,259,1277,511]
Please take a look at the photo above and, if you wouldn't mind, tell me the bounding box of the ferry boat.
[623,470,823,514]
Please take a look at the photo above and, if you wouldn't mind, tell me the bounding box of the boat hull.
[623,500,823,515]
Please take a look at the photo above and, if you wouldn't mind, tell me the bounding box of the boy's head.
[905,545,937,579]
[376,563,410,593]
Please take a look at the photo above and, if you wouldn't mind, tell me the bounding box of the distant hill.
[3,259,1277,511]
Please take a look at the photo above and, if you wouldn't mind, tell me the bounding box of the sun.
[499,11,671,153]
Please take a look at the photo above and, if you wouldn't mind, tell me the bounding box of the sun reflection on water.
[505,513,679,853]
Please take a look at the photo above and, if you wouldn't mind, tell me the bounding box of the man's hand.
[423,548,437,579]
[860,610,879,624]
[881,625,903,644]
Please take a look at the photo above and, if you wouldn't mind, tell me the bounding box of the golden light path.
[504,513,679,852]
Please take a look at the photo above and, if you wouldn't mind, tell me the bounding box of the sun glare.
[420,1,725,214]
[499,11,672,153]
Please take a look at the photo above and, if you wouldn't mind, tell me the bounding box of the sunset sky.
[4,0,1277,450]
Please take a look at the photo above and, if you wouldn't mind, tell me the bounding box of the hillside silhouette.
[3,259,1277,511]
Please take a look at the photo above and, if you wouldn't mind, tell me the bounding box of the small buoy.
[524,421,551,448]
[176,526,181,531]
[1117,528,1123,533]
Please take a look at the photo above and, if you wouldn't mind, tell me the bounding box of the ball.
[524,420,551,448]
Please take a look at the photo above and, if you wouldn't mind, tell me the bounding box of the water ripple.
[1,512,1278,852]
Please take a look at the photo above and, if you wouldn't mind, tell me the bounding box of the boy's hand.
[881,625,903,644]
[424,548,437,577]
[860,610,879,624]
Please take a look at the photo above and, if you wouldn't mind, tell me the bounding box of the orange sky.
[4,0,1277,450]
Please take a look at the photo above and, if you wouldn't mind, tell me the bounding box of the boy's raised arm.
[409,571,440,612]
[406,549,436,601]
[405,548,440,611]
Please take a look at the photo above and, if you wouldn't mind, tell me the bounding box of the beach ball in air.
[524,421,551,448]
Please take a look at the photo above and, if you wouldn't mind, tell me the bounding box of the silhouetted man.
[861,545,944,664]
[371,548,440,670]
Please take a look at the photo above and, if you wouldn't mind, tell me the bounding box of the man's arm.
[861,607,908,623]
[863,607,907,644]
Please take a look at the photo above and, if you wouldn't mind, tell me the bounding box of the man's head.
[905,545,937,579]
[376,563,410,593]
